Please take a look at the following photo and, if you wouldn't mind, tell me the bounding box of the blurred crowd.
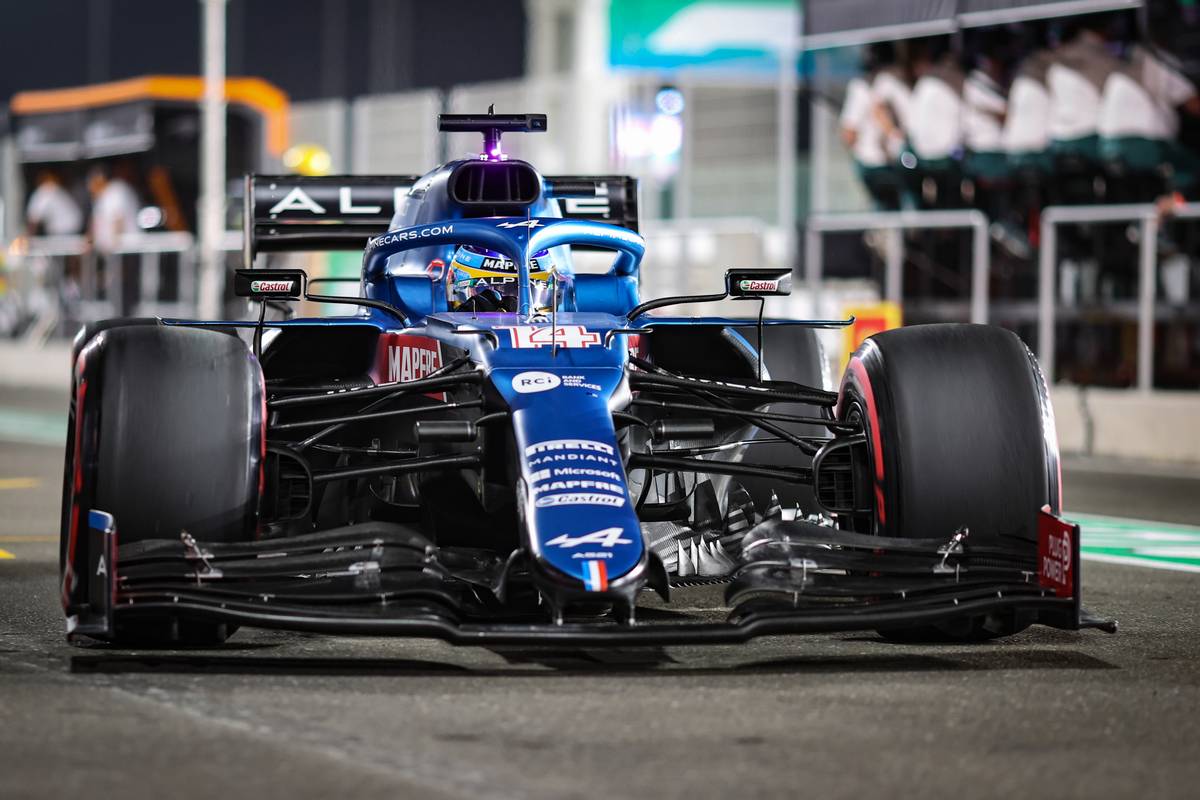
[23,162,142,250]
[836,11,1200,388]
[839,12,1200,254]
[1,161,149,337]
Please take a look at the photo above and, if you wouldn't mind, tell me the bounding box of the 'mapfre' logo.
[387,342,441,383]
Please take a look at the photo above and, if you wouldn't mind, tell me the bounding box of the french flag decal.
[582,560,608,592]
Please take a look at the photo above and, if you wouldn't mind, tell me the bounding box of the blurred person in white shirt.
[1099,43,1200,192]
[88,162,142,316]
[905,38,965,206]
[840,43,910,209]
[907,40,964,165]
[25,170,83,237]
[88,163,140,254]
[963,34,1009,181]
[17,170,85,334]
[962,33,1034,259]
[1003,48,1055,173]
[1047,16,1122,162]
[872,57,913,163]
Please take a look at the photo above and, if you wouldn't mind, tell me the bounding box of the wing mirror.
[234,268,307,299]
[725,268,793,298]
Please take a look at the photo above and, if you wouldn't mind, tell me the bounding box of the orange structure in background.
[11,75,290,157]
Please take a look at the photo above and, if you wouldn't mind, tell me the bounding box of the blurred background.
[0,0,1197,465]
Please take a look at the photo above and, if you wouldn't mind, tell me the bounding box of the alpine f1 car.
[60,112,1114,646]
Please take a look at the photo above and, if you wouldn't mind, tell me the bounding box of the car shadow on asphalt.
[67,645,1118,677]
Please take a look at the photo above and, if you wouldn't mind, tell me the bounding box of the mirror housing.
[725,268,793,298]
[234,269,307,299]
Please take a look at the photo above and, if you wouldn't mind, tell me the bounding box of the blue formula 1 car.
[59,113,1113,646]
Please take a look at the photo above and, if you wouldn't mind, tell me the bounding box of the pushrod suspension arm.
[270,371,483,409]
[628,371,837,406]
[312,454,482,484]
[271,400,484,431]
[628,453,813,484]
[631,397,858,433]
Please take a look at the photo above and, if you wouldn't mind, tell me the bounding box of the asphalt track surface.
[1,385,1198,799]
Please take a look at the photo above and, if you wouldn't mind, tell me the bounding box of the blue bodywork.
[361,215,652,594]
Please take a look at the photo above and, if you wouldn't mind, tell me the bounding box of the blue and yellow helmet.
[447,245,562,312]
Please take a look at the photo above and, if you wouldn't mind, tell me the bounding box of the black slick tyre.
[837,323,1060,641]
[62,324,264,645]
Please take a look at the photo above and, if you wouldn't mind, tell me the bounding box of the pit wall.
[1050,386,1200,466]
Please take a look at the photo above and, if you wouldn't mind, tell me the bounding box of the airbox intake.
[448,160,541,207]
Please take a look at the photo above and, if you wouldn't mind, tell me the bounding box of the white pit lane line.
[1070,512,1200,574]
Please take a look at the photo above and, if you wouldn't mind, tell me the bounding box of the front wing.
[65,509,1116,645]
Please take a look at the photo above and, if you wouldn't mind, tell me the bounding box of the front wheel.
[837,323,1060,640]
[61,324,264,645]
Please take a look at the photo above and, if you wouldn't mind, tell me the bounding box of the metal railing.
[804,209,991,324]
[1038,203,1200,392]
[9,231,242,341]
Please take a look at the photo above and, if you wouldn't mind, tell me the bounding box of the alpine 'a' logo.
[268,187,326,215]
[545,527,633,549]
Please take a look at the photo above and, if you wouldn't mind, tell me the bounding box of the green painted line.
[0,409,67,447]
[1070,512,1200,573]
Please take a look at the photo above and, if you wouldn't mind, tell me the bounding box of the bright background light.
[654,86,685,116]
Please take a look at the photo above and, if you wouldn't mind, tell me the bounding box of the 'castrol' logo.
[738,279,779,292]
[250,280,295,293]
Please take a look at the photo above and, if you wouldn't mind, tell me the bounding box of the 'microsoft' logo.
[512,371,561,394]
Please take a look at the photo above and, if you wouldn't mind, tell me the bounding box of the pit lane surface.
[1,385,1198,800]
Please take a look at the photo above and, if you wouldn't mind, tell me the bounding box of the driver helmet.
[447,245,560,313]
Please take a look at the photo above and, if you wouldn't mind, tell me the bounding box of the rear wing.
[544,175,640,234]
[242,173,640,267]
[243,175,419,267]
